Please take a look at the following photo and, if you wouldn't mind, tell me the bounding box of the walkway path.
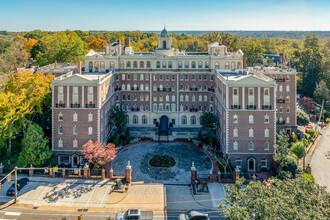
[310,126,330,192]
[111,142,213,184]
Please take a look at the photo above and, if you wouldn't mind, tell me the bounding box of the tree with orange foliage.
[88,38,107,51]
[82,141,118,171]
[25,38,37,56]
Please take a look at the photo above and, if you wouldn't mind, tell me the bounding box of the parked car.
[115,209,153,220]
[6,178,29,196]
[178,210,210,220]
[0,175,6,184]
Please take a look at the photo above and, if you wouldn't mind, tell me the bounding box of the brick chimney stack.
[77,61,82,74]
[124,38,130,48]
[243,55,247,69]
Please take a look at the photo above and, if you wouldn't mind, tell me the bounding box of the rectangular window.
[264,115,269,124]
[127,74,131,80]
[73,113,78,122]
[233,88,239,105]
[233,142,238,150]
[233,115,238,123]
[73,139,78,148]
[286,85,290,92]
[248,88,254,105]
[264,142,269,151]
[88,87,94,104]
[88,113,93,122]
[58,113,63,121]
[172,75,175,80]
[73,127,78,135]
[249,128,254,137]
[265,129,269,137]
[233,128,238,137]
[249,142,254,151]
[88,127,93,135]
[58,86,64,104]
[58,139,63,148]
[264,88,270,105]
[249,115,254,124]
[73,86,79,104]
[58,127,63,135]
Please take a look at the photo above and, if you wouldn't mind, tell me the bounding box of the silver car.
[178,210,210,220]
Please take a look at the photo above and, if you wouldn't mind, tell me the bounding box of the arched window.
[191,61,196,69]
[100,61,105,69]
[146,61,151,68]
[184,61,189,68]
[142,115,147,124]
[94,61,99,72]
[127,84,131,90]
[171,103,176,112]
[126,115,129,124]
[198,61,203,69]
[231,61,236,70]
[133,61,138,68]
[121,84,125,91]
[225,62,230,69]
[110,61,115,68]
[237,61,242,69]
[286,96,290,102]
[163,40,167,49]
[145,84,149,91]
[140,61,144,68]
[126,61,131,68]
[88,61,93,71]
[286,117,290,124]
[133,115,138,124]
[215,61,220,69]
[168,61,172,68]
[140,84,144,91]
[120,61,124,68]
[205,61,209,68]
[286,106,290,113]
[181,116,187,125]
[160,84,163,90]
[156,61,160,68]
[140,74,144,80]
[191,116,196,125]
[162,61,167,68]
[178,61,182,68]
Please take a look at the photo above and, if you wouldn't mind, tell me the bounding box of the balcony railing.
[275,78,285,82]
[190,108,198,112]
[157,88,171,92]
[131,87,139,91]
[208,88,215,92]
[71,103,80,108]
[262,105,272,110]
[276,120,285,125]
[246,105,256,110]
[114,87,122,92]
[86,104,96,108]
[277,99,285,103]
[231,105,241,110]
[131,108,140,112]
[56,103,65,108]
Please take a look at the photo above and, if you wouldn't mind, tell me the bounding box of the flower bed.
[149,155,176,168]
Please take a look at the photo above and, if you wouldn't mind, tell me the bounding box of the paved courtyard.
[112,142,213,184]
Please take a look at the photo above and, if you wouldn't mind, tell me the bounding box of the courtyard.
[111,142,213,184]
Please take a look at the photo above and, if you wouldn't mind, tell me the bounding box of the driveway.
[310,126,330,192]
[112,142,212,184]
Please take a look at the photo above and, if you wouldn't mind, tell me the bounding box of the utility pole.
[14,166,17,203]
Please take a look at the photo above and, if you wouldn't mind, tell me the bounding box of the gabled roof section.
[208,42,223,47]
[227,74,276,87]
[53,73,99,86]
[86,49,97,56]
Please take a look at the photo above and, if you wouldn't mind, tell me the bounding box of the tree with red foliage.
[88,38,107,51]
[82,141,117,171]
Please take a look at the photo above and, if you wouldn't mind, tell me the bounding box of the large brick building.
[52,27,297,171]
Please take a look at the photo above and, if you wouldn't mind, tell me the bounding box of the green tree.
[313,80,329,105]
[291,141,305,159]
[113,131,119,146]
[31,31,88,66]
[297,108,309,126]
[219,175,330,219]
[125,127,131,144]
[241,41,265,65]
[198,130,202,141]
[109,106,128,135]
[200,112,218,146]
[274,132,290,167]
[17,123,52,167]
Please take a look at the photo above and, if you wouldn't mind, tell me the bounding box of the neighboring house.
[51,27,297,172]
[263,54,284,67]
[299,96,318,111]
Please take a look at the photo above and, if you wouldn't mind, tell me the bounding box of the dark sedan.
[6,178,29,196]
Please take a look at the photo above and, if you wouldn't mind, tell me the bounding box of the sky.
[0,0,329,31]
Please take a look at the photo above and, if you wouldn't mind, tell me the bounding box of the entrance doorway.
[247,157,255,171]
[72,155,79,167]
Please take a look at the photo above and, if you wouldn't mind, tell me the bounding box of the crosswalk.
[0,212,21,220]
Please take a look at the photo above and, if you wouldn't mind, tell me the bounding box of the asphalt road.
[310,126,330,192]
[0,209,225,220]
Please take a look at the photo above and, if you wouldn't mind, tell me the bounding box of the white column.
[97,85,100,108]
[52,85,54,107]
[66,86,70,108]
[242,87,245,109]
[81,86,84,108]
[258,87,261,109]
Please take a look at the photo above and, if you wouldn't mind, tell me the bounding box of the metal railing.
[231,105,241,110]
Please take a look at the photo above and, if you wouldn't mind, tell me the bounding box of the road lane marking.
[4,212,21,216]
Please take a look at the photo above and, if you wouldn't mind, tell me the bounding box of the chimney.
[124,38,130,48]
[279,53,284,66]
[221,36,226,46]
[117,39,121,45]
[243,55,247,69]
[77,61,82,74]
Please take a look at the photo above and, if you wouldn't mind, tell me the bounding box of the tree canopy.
[220,175,330,219]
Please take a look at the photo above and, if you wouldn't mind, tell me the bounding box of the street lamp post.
[14,166,17,203]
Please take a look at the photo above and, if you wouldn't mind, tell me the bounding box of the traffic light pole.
[14,166,17,203]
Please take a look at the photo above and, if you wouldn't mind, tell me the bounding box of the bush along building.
[52,27,296,172]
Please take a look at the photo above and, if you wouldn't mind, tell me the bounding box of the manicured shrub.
[297,109,309,126]
[282,155,297,175]
[304,173,315,183]
[291,142,305,159]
